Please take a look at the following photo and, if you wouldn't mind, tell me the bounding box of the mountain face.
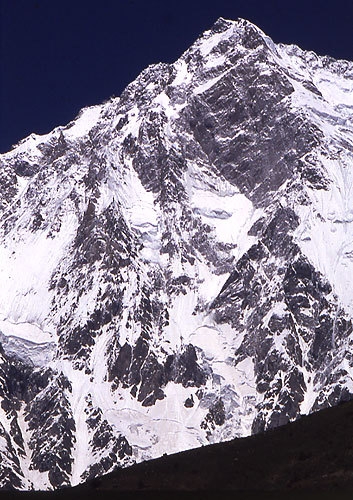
[1,17,353,490]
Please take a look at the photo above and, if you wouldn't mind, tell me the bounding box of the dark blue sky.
[1,0,353,153]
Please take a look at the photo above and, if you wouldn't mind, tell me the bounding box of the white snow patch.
[17,404,51,490]
[205,54,227,69]
[162,290,199,351]
[197,269,228,303]
[171,59,193,86]
[123,106,141,138]
[198,24,234,57]
[60,361,92,486]
[64,106,102,139]
[314,72,353,108]
[234,358,257,398]
[102,382,207,462]
[300,368,317,415]
[294,151,353,313]
[193,73,224,95]
[262,302,288,328]
[152,91,186,121]
[0,315,53,343]
[190,185,262,258]
[0,211,77,330]
[102,156,167,266]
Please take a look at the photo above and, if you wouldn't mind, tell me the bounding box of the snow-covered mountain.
[1,17,353,489]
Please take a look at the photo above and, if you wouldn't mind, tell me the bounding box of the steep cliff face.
[1,17,353,489]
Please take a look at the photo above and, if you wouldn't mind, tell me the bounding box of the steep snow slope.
[0,17,353,489]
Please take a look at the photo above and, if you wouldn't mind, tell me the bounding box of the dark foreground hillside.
[81,398,353,498]
[3,400,353,499]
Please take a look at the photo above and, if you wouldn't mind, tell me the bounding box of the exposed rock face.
[1,17,353,489]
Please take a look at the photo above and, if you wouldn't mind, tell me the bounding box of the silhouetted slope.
[80,398,353,493]
[0,402,353,499]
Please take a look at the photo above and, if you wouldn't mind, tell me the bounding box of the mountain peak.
[1,18,353,491]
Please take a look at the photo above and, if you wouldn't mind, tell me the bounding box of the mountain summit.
[1,17,353,489]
